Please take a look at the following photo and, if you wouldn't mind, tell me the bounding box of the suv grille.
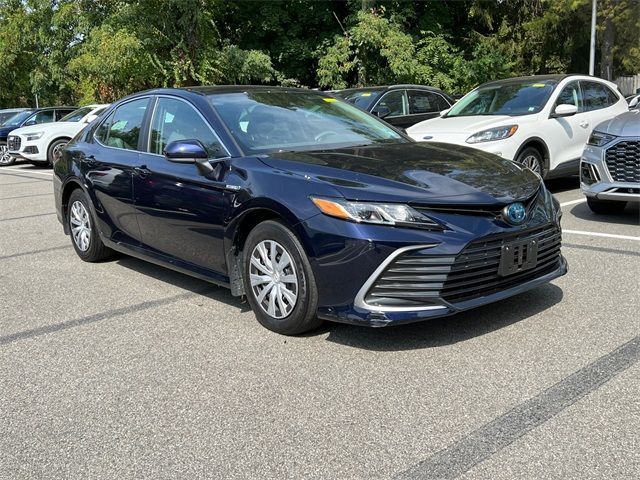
[364,224,562,308]
[605,141,640,183]
[7,135,21,151]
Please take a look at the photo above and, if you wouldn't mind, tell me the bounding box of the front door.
[133,96,231,275]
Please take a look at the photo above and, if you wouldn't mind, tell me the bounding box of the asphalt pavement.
[1,164,639,479]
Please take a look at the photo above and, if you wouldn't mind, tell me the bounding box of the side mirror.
[439,108,450,117]
[24,120,36,126]
[373,105,391,119]
[85,114,98,124]
[629,97,639,108]
[553,104,578,117]
[164,139,214,175]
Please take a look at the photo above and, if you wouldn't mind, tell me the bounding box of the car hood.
[9,121,80,136]
[594,109,640,136]
[259,142,540,206]
[406,114,522,136]
[0,125,17,138]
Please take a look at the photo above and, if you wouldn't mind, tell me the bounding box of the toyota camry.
[53,86,567,335]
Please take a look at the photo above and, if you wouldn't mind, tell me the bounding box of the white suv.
[406,75,628,178]
[8,104,108,166]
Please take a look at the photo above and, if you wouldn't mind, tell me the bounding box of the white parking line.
[564,230,640,242]
[0,167,53,177]
[560,198,586,207]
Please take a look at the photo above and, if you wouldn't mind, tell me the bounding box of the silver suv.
[580,109,640,213]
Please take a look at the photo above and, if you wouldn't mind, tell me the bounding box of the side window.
[408,90,443,114]
[372,90,407,117]
[30,110,55,124]
[582,81,615,111]
[55,110,71,121]
[95,98,148,151]
[149,97,226,158]
[555,82,583,112]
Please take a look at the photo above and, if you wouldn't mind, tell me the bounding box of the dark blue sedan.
[53,86,567,334]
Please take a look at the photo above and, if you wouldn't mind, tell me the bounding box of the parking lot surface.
[1,164,639,479]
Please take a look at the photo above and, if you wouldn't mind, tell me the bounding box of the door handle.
[580,121,589,128]
[134,165,150,177]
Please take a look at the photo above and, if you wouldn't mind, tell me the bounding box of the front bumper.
[7,134,46,162]
[580,141,640,203]
[300,194,566,327]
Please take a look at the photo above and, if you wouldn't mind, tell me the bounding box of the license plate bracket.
[498,239,539,277]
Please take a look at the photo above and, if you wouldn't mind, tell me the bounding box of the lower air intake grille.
[364,224,562,308]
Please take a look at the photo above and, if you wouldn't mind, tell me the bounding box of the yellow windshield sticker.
[323,97,337,102]
[531,83,547,87]
[361,92,372,97]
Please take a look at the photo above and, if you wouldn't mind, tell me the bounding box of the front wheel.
[0,141,16,166]
[586,197,627,214]
[243,220,322,335]
[67,189,113,262]
[47,138,69,166]
[515,147,546,178]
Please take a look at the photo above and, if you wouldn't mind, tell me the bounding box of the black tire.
[0,141,16,166]
[67,189,113,262]
[515,147,546,178]
[243,220,322,335]
[587,197,627,214]
[47,138,69,166]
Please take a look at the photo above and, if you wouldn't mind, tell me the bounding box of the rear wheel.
[0,141,15,166]
[67,189,112,262]
[586,197,627,214]
[47,138,69,166]
[515,147,546,178]
[243,220,322,335]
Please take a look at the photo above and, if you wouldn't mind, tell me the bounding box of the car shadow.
[320,284,564,352]
[545,176,579,193]
[112,254,564,350]
[115,255,250,312]
[570,201,640,226]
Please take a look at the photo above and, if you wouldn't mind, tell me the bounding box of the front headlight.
[466,125,518,144]
[587,131,616,146]
[311,197,442,229]
[26,132,44,141]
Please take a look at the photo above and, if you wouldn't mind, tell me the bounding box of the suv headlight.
[25,132,44,141]
[311,197,443,229]
[587,131,616,146]
[466,125,518,144]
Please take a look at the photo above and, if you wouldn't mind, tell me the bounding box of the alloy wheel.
[519,154,541,174]
[70,200,91,251]
[0,144,13,165]
[249,240,299,319]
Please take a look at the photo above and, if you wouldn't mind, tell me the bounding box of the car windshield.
[209,90,405,154]
[335,90,382,110]
[446,80,557,117]
[0,111,22,126]
[60,106,94,122]
[2,110,34,127]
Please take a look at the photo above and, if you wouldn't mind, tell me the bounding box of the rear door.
[84,97,150,245]
[133,95,231,275]
[406,90,451,127]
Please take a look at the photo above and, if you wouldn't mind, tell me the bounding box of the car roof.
[335,85,445,95]
[479,74,616,88]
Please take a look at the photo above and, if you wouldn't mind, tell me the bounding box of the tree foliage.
[0,0,638,107]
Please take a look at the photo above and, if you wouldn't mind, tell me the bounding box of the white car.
[7,104,108,166]
[406,75,628,178]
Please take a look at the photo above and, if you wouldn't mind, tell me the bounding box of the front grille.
[7,135,20,151]
[364,224,562,308]
[605,141,640,183]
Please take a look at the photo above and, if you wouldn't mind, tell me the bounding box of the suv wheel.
[0,142,15,166]
[67,189,112,262]
[515,147,546,177]
[243,220,322,335]
[586,197,627,214]
[47,138,69,166]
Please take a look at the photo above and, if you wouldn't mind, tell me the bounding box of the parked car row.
[0,105,109,166]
